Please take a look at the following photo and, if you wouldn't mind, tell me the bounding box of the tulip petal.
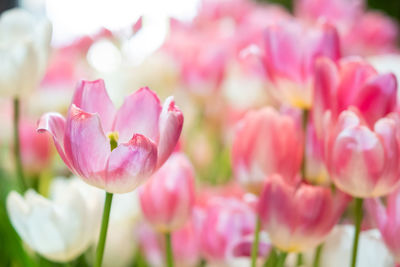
[37,112,74,171]
[157,97,184,167]
[332,125,385,197]
[106,134,157,193]
[64,105,110,188]
[113,87,162,143]
[72,79,116,132]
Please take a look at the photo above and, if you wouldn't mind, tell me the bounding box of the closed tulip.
[325,109,400,198]
[38,79,183,193]
[231,107,303,194]
[19,119,52,175]
[258,174,350,253]
[6,177,102,262]
[0,8,52,97]
[262,21,340,108]
[139,153,195,232]
[366,188,400,263]
[313,57,397,138]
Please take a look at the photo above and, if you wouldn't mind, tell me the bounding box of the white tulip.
[6,177,102,263]
[287,225,395,267]
[0,8,52,97]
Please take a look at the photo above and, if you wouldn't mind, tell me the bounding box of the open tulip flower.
[258,174,350,253]
[38,79,183,193]
[262,20,340,108]
[366,188,400,263]
[325,109,400,198]
[232,107,303,194]
[313,57,397,138]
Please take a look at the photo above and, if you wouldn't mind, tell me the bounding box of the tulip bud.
[139,153,195,232]
[258,174,350,252]
[232,107,303,194]
[325,109,400,198]
[313,57,397,138]
[0,8,52,97]
[262,21,340,108]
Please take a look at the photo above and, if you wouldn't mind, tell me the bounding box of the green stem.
[251,217,262,267]
[296,253,304,266]
[95,192,113,267]
[351,198,364,267]
[301,108,309,179]
[313,244,323,267]
[277,252,288,267]
[13,97,27,192]
[165,232,174,267]
[264,248,278,267]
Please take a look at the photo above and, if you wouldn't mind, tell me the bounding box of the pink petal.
[37,112,73,171]
[106,134,157,193]
[355,73,397,127]
[157,97,184,168]
[72,79,116,132]
[264,24,302,83]
[365,198,387,230]
[113,87,162,143]
[312,57,339,137]
[64,104,110,188]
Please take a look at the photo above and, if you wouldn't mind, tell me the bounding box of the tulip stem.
[13,97,27,192]
[313,244,323,267]
[296,253,303,266]
[277,251,288,267]
[165,232,174,267]
[95,192,113,267]
[264,248,278,267]
[351,198,363,267]
[251,216,261,267]
[301,108,309,178]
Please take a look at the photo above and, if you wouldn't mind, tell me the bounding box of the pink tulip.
[344,11,399,56]
[313,57,397,138]
[325,109,400,198]
[262,21,340,108]
[295,0,364,25]
[172,220,200,267]
[258,174,350,252]
[198,195,255,262]
[163,20,229,95]
[139,153,195,232]
[366,188,400,263]
[231,107,303,194]
[19,119,52,174]
[38,79,183,193]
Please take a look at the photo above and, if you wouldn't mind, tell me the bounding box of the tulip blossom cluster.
[1,0,400,266]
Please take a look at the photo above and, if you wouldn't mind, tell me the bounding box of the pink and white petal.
[113,87,161,144]
[71,79,116,132]
[157,97,184,168]
[37,112,73,171]
[64,105,110,188]
[106,134,157,193]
